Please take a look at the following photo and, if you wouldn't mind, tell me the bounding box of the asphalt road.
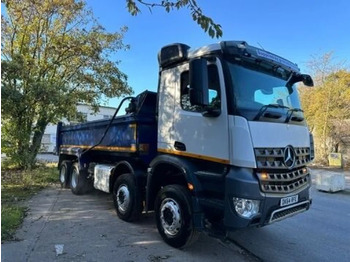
[1,186,256,262]
[229,186,350,262]
[4,184,349,262]
[4,156,350,261]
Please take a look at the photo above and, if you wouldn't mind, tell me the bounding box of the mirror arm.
[286,73,314,88]
[202,107,221,117]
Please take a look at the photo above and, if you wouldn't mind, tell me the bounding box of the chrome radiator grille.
[255,147,311,169]
[257,169,310,194]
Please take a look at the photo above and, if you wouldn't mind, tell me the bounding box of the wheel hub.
[117,185,130,214]
[160,198,181,236]
[60,167,66,183]
[71,168,78,188]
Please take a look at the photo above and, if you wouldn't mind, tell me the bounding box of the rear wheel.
[70,162,92,195]
[113,173,142,222]
[59,161,72,188]
[155,185,199,248]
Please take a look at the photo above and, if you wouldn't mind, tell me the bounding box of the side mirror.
[302,74,314,87]
[286,73,314,88]
[189,58,209,106]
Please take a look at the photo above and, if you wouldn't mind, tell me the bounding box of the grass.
[1,205,26,241]
[1,164,58,241]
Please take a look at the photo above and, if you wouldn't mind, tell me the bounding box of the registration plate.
[280,195,298,207]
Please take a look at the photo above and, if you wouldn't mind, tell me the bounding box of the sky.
[86,0,350,107]
[4,1,350,107]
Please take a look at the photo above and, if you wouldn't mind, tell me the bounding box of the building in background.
[41,104,116,153]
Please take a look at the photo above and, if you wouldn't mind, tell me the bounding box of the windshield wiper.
[285,108,304,123]
[254,104,289,120]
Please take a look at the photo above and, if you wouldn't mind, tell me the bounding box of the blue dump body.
[57,91,158,166]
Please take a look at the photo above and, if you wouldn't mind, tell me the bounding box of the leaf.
[126,0,223,39]
[2,0,132,169]
[299,53,350,163]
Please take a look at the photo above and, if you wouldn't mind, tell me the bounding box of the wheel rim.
[160,198,182,236]
[71,168,78,189]
[60,166,66,184]
[117,185,130,214]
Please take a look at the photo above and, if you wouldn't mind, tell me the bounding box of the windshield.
[227,62,303,122]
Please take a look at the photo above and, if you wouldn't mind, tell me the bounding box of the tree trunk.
[321,84,332,163]
[334,143,339,153]
[27,117,49,169]
[15,112,34,169]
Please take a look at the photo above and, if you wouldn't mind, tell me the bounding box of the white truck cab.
[152,41,314,244]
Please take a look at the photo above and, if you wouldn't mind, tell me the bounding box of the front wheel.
[155,185,199,248]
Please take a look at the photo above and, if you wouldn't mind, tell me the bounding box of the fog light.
[233,198,260,219]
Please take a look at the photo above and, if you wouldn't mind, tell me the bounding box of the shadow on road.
[1,186,256,262]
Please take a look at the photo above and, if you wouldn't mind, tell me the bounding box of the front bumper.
[223,166,311,230]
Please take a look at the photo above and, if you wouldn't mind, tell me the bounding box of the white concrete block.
[316,172,346,192]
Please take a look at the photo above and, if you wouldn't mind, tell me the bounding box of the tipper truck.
[57,41,314,248]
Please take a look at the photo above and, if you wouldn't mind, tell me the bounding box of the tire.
[59,161,72,188]
[155,185,199,248]
[113,173,142,222]
[70,162,92,195]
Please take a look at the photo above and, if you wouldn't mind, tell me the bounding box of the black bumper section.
[219,167,312,230]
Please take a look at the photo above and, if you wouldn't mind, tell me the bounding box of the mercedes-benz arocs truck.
[57,41,314,248]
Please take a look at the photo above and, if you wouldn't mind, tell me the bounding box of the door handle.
[174,141,186,151]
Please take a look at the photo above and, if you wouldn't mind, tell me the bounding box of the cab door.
[172,58,230,164]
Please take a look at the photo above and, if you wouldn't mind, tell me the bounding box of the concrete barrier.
[315,172,346,192]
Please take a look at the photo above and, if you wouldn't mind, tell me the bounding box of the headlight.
[233,198,260,219]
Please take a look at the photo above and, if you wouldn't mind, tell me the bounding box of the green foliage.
[1,205,26,241]
[126,0,223,38]
[1,165,58,195]
[299,54,350,164]
[1,165,58,241]
[1,0,132,169]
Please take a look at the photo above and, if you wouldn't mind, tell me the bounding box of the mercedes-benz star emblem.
[283,145,296,169]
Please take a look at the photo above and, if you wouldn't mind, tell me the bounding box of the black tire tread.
[155,184,199,248]
[70,162,93,195]
[113,173,142,222]
[59,160,72,188]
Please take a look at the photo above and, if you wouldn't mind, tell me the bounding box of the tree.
[126,0,223,38]
[299,54,350,164]
[1,0,132,169]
